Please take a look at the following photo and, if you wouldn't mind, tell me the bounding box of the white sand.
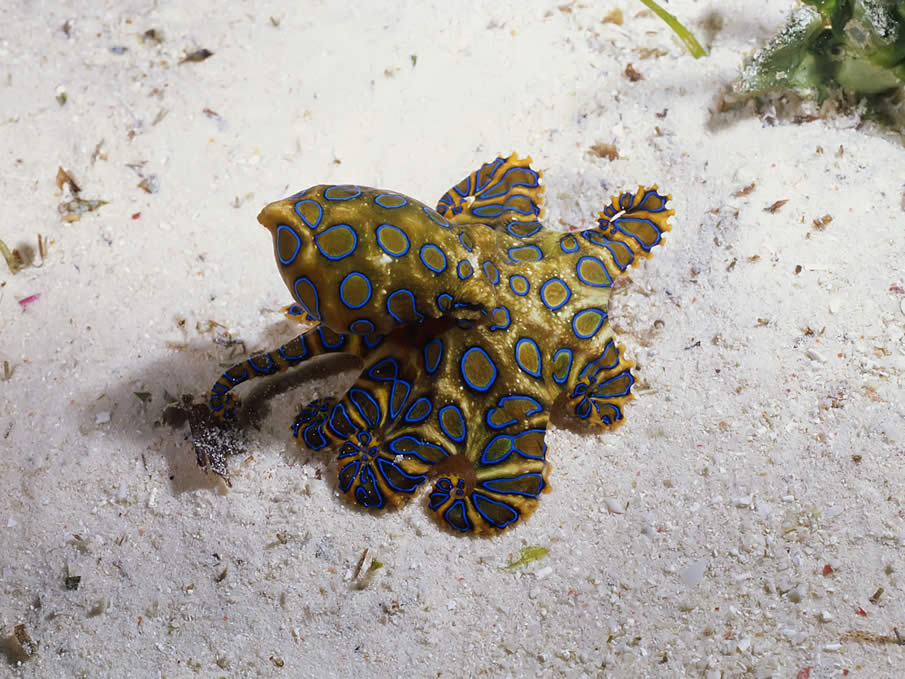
[2,1,904,677]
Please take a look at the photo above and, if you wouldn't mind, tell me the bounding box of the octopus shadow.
[75,322,355,496]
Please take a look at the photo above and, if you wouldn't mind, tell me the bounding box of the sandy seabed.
[1,1,904,677]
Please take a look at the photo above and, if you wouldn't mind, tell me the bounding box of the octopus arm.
[581,185,673,275]
[207,324,369,421]
[427,408,551,534]
[436,153,546,237]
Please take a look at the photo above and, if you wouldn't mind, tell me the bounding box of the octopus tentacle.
[207,325,368,421]
[563,339,636,429]
[427,409,550,533]
[326,351,435,509]
[581,185,673,274]
[436,153,546,235]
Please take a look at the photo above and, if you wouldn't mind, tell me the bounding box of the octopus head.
[257,184,423,336]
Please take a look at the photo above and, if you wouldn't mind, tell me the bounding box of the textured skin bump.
[207,153,672,535]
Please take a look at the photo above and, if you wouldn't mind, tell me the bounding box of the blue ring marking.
[374,193,407,208]
[366,363,408,418]
[339,271,372,309]
[489,305,510,331]
[327,402,357,439]
[276,225,301,265]
[560,234,579,253]
[348,387,381,428]
[640,188,669,211]
[315,325,345,349]
[424,338,443,374]
[314,224,358,261]
[419,243,447,273]
[304,424,328,450]
[248,354,277,375]
[367,356,399,381]
[581,231,632,271]
[571,308,608,339]
[364,333,384,349]
[386,288,424,324]
[471,493,519,529]
[458,232,474,252]
[438,404,467,443]
[515,337,542,378]
[323,185,361,201]
[575,399,593,420]
[478,473,546,497]
[338,440,362,461]
[285,303,305,317]
[577,340,621,382]
[480,430,547,465]
[460,346,498,392]
[375,458,426,493]
[552,348,574,384]
[482,261,500,285]
[539,277,572,311]
[590,372,634,400]
[220,369,247,385]
[444,499,471,532]
[453,175,472,197]
[485,395,543,430]
[609,216,663,251]
[478,166,540,198]
[477,158,505,191]
[436,293,453,312]
[472,197,536,219]
[505,220,542,238]
[457,260,473,280]
[507,244,543,262]
[278,340,308,362]
[480,434,514,465]
[294,199,323,229]
[388,434,448,465]
[337,437,362,459]
[422,205,450,228]
[354,464,385,508]
[349,318,375,335]
[403,397,432,424]
[428,489,449,510]
[338,460,360,492]
[472,204,504,218]
[389,381,411,419]
[293,277,320,321]
[456,318,475,330]
[508,274,530,296]
[576,256,613,287]
[375,223,410,257]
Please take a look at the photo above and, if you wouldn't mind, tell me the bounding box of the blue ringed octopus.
[201,154,672,534]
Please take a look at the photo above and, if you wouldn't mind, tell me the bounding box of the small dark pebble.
[181,48,214,64]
